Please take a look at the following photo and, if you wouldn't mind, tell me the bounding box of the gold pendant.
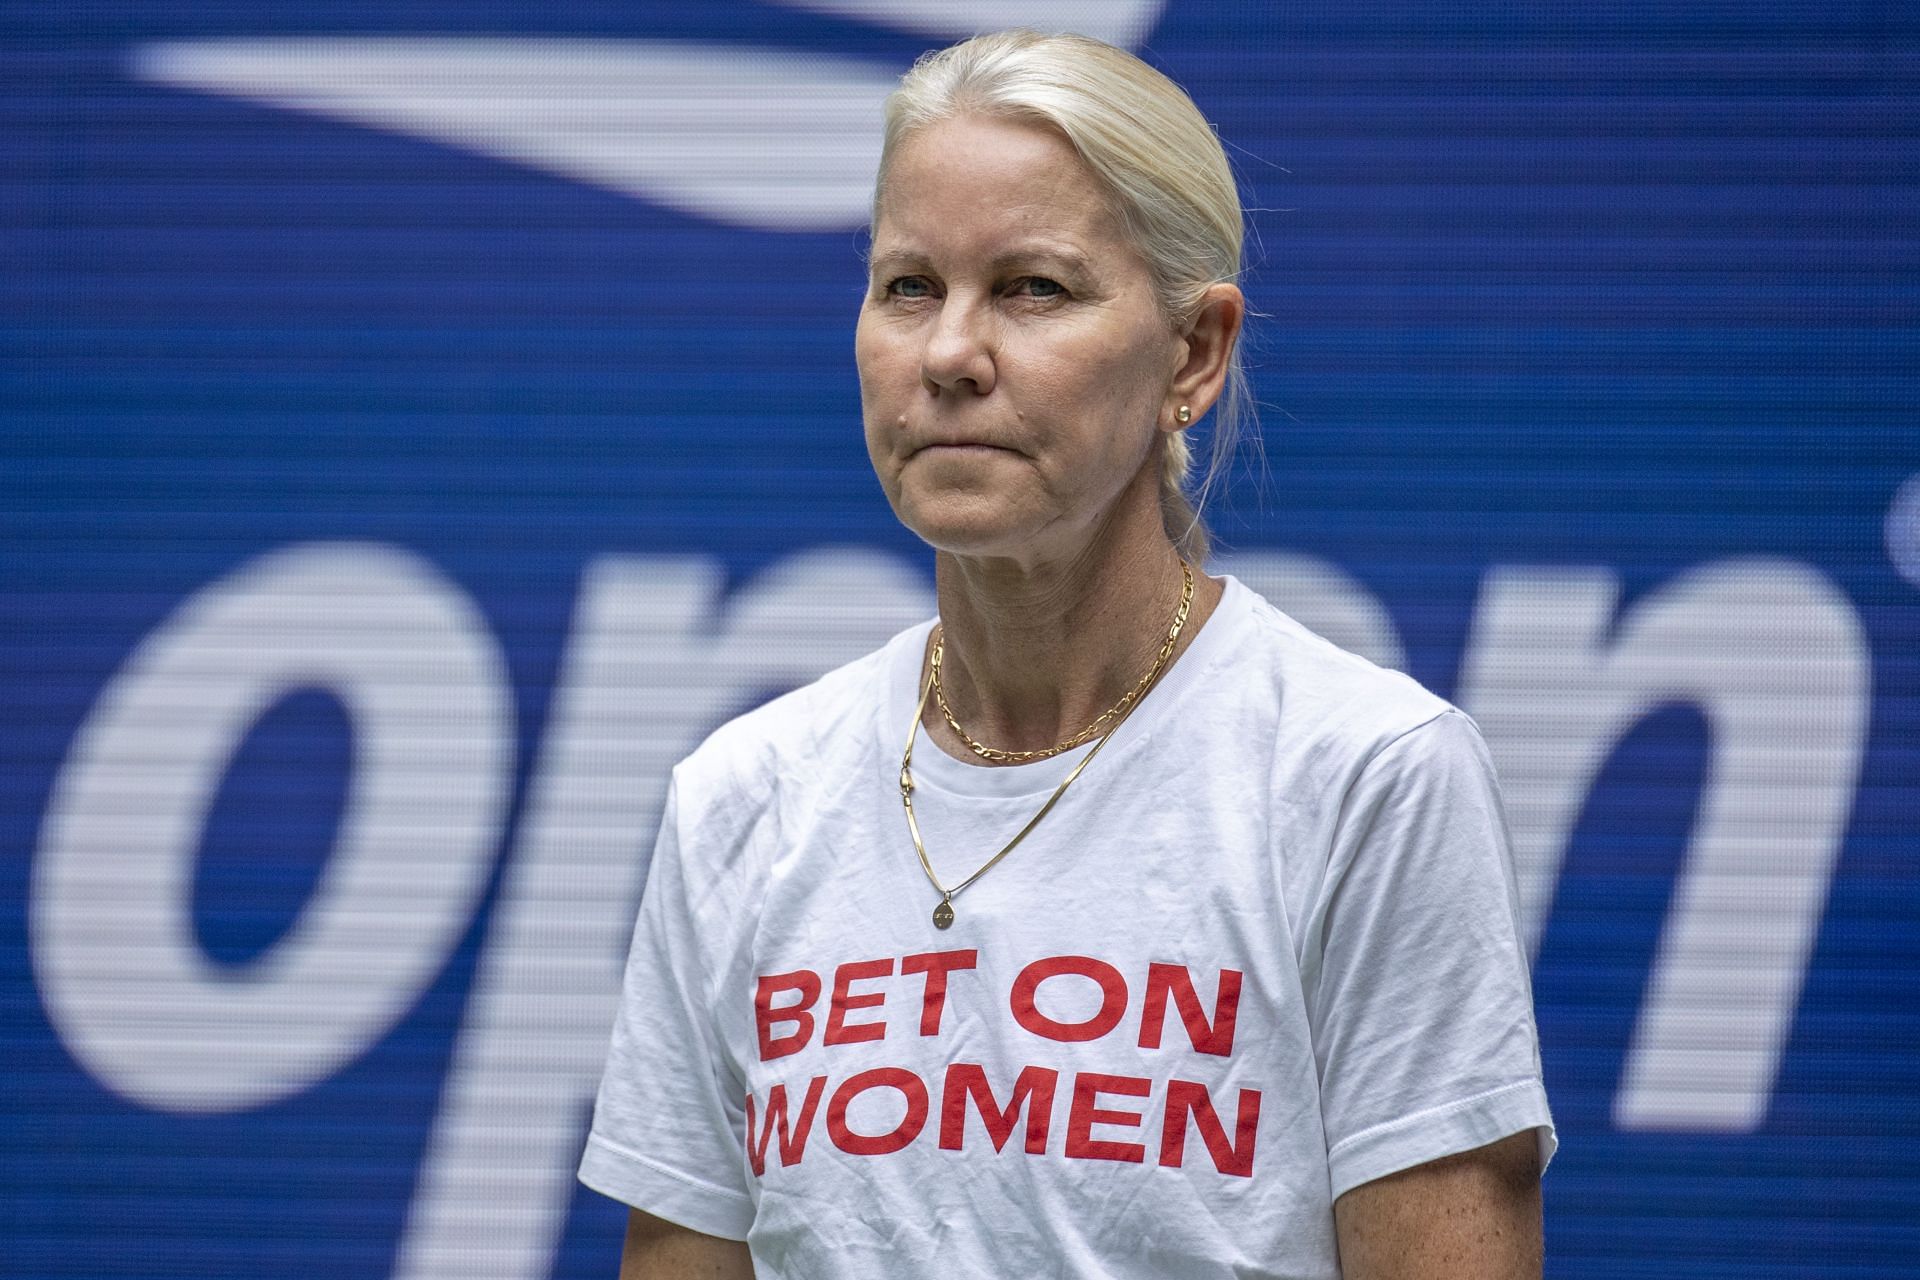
[932,897,955,929]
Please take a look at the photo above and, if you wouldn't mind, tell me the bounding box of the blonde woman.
[580,29,1554,1279]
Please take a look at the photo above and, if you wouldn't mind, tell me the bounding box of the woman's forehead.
[880,117,1108,212]
[871,119,1131,265]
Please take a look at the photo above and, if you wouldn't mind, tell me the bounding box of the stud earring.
[1176,404,1192,424]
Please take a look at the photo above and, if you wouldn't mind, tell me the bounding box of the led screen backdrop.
[4,1,1917,1276]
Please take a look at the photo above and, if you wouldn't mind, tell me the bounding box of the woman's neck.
[926,509,1223,765]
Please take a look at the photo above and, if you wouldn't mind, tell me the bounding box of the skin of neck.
[926,456,1225,763]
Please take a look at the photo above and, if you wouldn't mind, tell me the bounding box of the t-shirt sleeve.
[1304,707,1557,1201]
[577,772,756,1240]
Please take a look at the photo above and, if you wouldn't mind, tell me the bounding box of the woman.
[579,28,1554,1279]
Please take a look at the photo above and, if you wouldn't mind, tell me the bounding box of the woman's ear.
[1163,283,1246,430]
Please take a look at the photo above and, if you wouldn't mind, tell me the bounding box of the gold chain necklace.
[930,559,1193,763]
[899,560,1194,930]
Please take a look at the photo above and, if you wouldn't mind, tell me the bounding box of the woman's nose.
[920,298,996,396]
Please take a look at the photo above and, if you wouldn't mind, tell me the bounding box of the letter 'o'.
[1010,955,1129,1043]
[826,1067,930,1155]
[31,542,512,1113]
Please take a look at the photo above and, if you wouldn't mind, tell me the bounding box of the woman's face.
[856,113,1186,564]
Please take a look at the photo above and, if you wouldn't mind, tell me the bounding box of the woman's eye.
[1016,276,1067,299]
[885,276,933,299]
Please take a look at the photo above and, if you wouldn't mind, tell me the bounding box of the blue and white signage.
[4,1,1916,1276]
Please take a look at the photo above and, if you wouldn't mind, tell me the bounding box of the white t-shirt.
[579,576,1556,1279]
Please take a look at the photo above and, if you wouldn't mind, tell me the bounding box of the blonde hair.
[874,28,1251,563]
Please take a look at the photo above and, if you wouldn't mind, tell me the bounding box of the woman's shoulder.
[1219,575,1466,760]
[671,616,932,803]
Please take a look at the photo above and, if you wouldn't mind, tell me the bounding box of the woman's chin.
[894,494,1050,560]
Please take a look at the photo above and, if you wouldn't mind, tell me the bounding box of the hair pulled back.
[874,28,1251,563]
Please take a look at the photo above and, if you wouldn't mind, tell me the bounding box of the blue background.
[4,1,1917,1276]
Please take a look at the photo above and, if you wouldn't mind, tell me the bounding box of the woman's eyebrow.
[990,245,1097,277]
[867,244,1097,278]
[866,248,926,277]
